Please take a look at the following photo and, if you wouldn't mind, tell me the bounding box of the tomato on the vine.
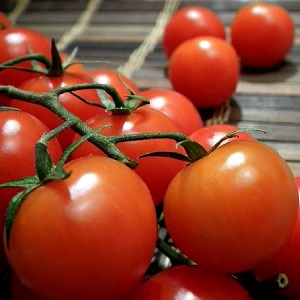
[253,177,300,299]
[230,3,295,68]
[189,124,256,151]
[0,109,62,269]
[162,6,226,58]
[0,27,52,87]
[87,69,139,101]
[164,140,299,274]
[5,155,157,300]
[128,265,252,299]
[168,36,240,108]
[140,88,203,136]
[71,107,186,205]
[10,72,104,149]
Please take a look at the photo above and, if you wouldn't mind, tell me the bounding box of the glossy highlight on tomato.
[5,155,158,300]
[164,140,299,274]
[230,3,295,68]
[140,88,203,135]
[162,6,226,58]
[168,36,239,108]
[128,265,252,300]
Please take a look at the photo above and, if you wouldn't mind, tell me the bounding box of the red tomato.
[162,6,226,57]
[140,88,203,136]
[168,36,240,108]
[87,69,139,101]
[0,27,51,87]
[128,265,252,299]
[0,12,11,29]
[10,72,104,149]
[0,110,62,270]
[253,177,300,299]
[70,107,186,205]
[230,3,295,68]
[164,140,299,274]
[5,155,157,300]
[189,124,256,151]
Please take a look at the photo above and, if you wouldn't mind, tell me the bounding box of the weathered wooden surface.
[2,0,300,176]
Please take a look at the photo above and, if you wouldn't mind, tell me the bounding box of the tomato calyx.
[140,128,264,164]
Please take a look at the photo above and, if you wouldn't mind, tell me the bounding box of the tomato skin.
[253,177,300,299]
[87,69,139,101]
[128,265,252,300]
[189,124,256,151]
[168,36,239,108]
[10,72,104,149]
[71,107,186,205]
[0,110,62,269]
[162,6,226,58]
[5,155,157,300]
[164,140,299,274]
[0,27,51,87]
[139,88,203,136]
[230,3,295,68]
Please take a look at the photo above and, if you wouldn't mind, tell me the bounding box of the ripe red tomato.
[139,88,203,136]
[10,72,104,149]
[162,6,226,57]
[87,69,139,101]
[168,36,240,108]
[0,12,11,29]
[128,265,252,299]
[60,52,86,74]
[189,124,256,151]
[0,110,62,270]
[70,107,186,205]
[164,140,299,274]
[230,3,295,68]
[0,27,52,87]
[253,177,300,299]
[5,155,157,300]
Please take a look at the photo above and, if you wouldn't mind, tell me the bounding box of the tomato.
[128,265,252,299]
[5,155,157,299]
[139,88,203,136]
[0,12,10,29]
[230,3,295,68]
[168,36,240,108]
[189,124,256,151]
[10,72,104,149]
[164,140,299,274]
[70,107,186,205]
[253,177,300,299]
[162,6,226,58]
[87,69,139,101]
[0,109,62,270]
[0,27,52,87]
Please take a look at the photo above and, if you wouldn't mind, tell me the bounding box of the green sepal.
[47,38,64,76]
[138,151,190,162]
[178,140,208,162]
[0,106,21,112]
[0,176,40,189]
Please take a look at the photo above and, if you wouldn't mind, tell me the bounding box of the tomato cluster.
[0,4,298,300]
[162,4,295,109]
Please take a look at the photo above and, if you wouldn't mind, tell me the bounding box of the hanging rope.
[8,0,31,25]
[56,0,103,52]
[117,0,182,78]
